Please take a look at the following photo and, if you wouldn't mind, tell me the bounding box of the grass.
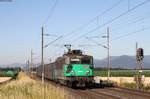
[119,83,137,88]
[94,70,150,77]
[145,84,150,91]
[119,82,150,91]
[0,72,66,99]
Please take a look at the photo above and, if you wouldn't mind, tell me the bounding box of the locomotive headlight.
[86,70,90,73]
[86,70,90,75]
[71,70,75,75]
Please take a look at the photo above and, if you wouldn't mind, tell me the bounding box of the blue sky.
[0,0,150,65]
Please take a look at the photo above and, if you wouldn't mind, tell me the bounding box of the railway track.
[112,87,150,98]
[89,87,150,99]
[31,75,150,99]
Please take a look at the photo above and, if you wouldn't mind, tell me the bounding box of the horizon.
[1,54,150,66]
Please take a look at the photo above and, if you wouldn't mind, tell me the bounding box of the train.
[37,49,94,88]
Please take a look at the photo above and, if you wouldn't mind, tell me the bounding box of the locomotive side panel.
[37,65,42,77]
[45,63,54,80]
[54,57,65,82]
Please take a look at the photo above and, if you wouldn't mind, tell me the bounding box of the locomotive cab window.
[81,57,91,64]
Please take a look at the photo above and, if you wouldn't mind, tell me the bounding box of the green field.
[94,70,150,77]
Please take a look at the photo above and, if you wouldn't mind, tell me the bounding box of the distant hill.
[0,63,26,68]
[94,55,150,69]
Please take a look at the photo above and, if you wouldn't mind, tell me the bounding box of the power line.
[95,13,150,38]
[85,37,107,48]
[86,0,150,34]
[50,0,123,54]
[111,14,150,33]
[42,0,59,26]
[85,25,150,48]
[70,0,150,43]
[63,0,124,37]
[44,36,63,48]
[111,25,150,41]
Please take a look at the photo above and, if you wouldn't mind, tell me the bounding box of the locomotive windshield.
[81,57,91,64]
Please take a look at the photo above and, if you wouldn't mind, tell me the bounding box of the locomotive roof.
[63,49,92,57]
[54,50,93,62]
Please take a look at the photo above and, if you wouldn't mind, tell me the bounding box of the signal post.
[135,45,144,90]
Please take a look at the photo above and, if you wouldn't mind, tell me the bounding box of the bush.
[0,71,19,78]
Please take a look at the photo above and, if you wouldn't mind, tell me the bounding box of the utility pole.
[41,27,44,84]
[25,61,28,75]
[136,44,144,90]
[136,42,138,71]
[107,27,110,83]
[27,60,30,75]
[31,50,33,75]
[40,27,62,99]
[135,42,139,89]
[41,27,45,99]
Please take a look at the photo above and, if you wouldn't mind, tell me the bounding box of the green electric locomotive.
[62,49,94,87]
[37,49,94,88]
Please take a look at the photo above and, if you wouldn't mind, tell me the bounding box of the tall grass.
[0,72,66,99]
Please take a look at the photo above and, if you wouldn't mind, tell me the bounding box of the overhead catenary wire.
[111,14,150,33]
[93,25,150,46]
[39,0,149,61]
[62,0,124,37]
[111,25,150,41]
[58,0,124,48]
[84,24,150,49]
[86,14,150,42]
[42,0,59,26]
[44,36,63,48]
[85,37,108,48]
[70,0,150,43]
[46,0,124,54]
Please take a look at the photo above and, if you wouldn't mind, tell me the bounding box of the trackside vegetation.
[0,72,66,99]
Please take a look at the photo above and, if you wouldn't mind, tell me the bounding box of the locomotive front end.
[64,50,94,87]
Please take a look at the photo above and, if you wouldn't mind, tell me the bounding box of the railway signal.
[135,44,144,90]
[136,48,144,61]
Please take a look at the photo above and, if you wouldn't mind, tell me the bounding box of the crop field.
[0,72,66,99]
[94,70,150,77]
